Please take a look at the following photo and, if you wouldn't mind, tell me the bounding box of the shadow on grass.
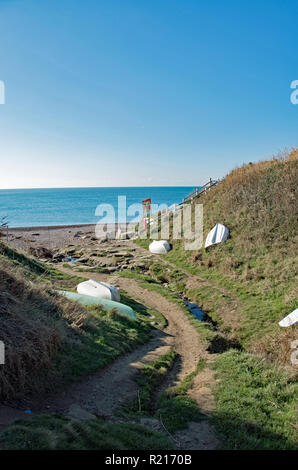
[212,411,298,450]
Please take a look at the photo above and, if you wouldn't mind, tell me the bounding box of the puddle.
[161,283,206,322]
[184,300,205,321]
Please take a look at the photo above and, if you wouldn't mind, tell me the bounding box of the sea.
[0,186,195,228]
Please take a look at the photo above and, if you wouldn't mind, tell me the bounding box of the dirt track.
[37,271,204,417]
[42,268,219,449]
[1,237,220,449]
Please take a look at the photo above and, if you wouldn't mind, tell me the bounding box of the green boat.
[58,290,138,321]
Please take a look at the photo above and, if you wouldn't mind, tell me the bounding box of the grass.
[0,414,173,450]
[1,151,297,449]
[119,289,167,328]
[133,151,298,449]
[123,350,178,417]
[163,248,297,361]
[149,261,186,292]
[0,242,177,451]
[156,359,206,433]
[52,305,151,386]
[212,350,298,450]
[0,240,85,288]
[122,351,206,435]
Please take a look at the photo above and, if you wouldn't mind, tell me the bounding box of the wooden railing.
[182,178,219,203]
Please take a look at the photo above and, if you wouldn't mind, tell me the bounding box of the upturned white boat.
[77,279,120,302]
[149,240,171,254]
[278,308,298,327]
[205,223,229,248]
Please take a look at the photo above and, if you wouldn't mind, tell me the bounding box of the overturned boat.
[77,279,120,302]
[205,223,229,248]
[58,290,137,321]
[149,240,171,254]
[278,308,298,327]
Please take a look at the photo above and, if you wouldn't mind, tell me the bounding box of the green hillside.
[138,149,298,365]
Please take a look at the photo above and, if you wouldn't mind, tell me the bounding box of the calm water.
[0,187,195,228]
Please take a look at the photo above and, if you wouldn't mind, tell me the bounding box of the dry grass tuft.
[0,258,88,399]
[201,148,297,245]
[251,327,298,369]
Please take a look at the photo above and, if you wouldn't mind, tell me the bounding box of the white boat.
[149,240,171,254]
[278,308,298,327]
[77,279,120,302]
[205,223,229,248]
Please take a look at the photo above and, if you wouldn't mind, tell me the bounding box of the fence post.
[0,341,4,365]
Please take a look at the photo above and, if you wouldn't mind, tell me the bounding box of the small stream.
[184,299,205,321]
[163,283,206,322]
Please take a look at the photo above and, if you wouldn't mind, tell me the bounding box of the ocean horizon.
[0,186,195,228]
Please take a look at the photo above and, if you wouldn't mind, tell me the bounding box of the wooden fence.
[182,178,219,204]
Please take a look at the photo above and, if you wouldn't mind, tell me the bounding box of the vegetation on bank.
[119,270,216,345]
[134,150,298,449]
[136,149,298,364]
[123,350,206,434]
[1,151,297,450]
[0,243,151,401]
[123,350,178,416]
[213,350,298,450]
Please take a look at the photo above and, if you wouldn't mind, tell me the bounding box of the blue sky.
[0,0,297,188]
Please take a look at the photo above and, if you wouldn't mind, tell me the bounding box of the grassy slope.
[1,152,297,450]
[0,242,151,400]
[135,151,298,449]
[137,151,298,361]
